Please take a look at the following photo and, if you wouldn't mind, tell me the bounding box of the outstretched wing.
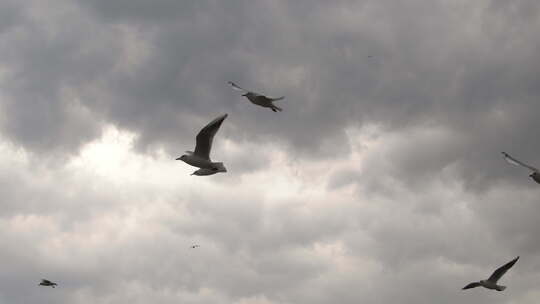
[194,114,228,160]
[502,152,539,172]
[228,81,249,93]
[488,256,519,283]
[462,282,481,290]
[268,96,285,101]
[41,279,51,284]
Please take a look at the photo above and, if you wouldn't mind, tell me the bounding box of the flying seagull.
[39,279,57,288]
[176,114,228,176]
[502,152,540,184]
[190,244,200,249]
[229,81,284,112]
[462,256,519,291]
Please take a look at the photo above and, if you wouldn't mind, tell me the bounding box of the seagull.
[229,81,284,112]
[462,256,519,291]
[176,114,228,176]
[39,279,58,288]
[502,152,540,184]
[190,244,200,249]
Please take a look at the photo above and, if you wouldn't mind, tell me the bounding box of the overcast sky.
[1,0,540,303]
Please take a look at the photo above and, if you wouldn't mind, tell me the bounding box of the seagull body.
[229,81,284,112]
[39,279,57,288]
[463,256,519,292]
[190,245,200,249]
[181,152,224,170]
[502,152,540,184]
[190,167,224,176]
[176,114,228,176]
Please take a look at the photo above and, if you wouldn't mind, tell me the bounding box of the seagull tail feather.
[214,162,227,172]
[271,105,282,112]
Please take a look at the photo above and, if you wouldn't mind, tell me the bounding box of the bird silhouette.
[229,81,284,112]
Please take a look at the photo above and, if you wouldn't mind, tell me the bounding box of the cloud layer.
[1,0,540,303]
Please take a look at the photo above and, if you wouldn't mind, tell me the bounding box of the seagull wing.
[194,114,228,160]
[488,256,519,283]
[41,279,51,284]
[502,152,539,172]
[268,96,285,101]
[228,81,249,93]
[462,282,482,290]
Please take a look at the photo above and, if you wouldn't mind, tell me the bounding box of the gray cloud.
[1,0,539,177]
[1,0,540,304]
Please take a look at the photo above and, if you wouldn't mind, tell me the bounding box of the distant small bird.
[39,279,57,288]
[190,245,200,249]
[176,114,228,176]
[462,256,519,291]
[502,152,540,184]
[229,81,284,112]
[367,55,373,58]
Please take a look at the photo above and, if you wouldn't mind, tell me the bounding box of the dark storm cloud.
[0,1,23,33]
[1,0,539,183]
[1,1,540,304]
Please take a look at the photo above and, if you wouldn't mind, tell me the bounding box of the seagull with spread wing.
[502,152,540,184]
[229,81,284,112]
[462,256,519,291]
[176,114,228,176]
[39,279,58,288]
